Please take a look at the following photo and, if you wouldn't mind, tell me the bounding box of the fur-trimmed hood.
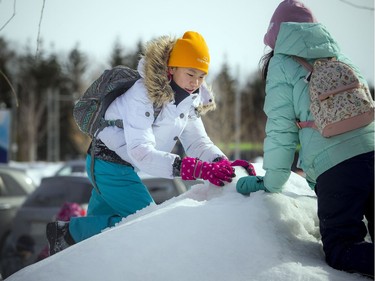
[137,35,216,115]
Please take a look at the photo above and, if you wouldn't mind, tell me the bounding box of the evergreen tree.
[109,39,143,69]
[61,47,89,160]
[240,71,266,141]
[203,61,237,157]
[109,39,125,67]
[239,71,267,159]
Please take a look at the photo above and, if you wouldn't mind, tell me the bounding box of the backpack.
[73,65,161,193]
[293,56,374,137]
[73,65,141,138]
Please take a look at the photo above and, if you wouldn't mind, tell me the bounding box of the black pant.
[315,151,374,277]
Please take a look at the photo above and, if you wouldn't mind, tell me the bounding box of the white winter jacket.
[97,36,224,178]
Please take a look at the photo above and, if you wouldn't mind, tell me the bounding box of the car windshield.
[55,160,87,176]
[0,168,36,195]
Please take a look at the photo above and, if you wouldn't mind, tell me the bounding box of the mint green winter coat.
[262,22,374,193]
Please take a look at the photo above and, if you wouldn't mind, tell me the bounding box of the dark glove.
[236,176,266,195]
[230,160,256,176]
[181,157,235,186]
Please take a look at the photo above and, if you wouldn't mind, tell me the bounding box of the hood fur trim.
[142,35,175,108]
[141,35,216,114]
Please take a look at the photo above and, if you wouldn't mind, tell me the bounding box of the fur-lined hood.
[137,35,216,115]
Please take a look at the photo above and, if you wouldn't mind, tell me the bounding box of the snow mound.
[7,165,367,281]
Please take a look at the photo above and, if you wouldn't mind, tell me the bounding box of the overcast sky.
[0,0,373,85]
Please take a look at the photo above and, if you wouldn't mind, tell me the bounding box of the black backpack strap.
[89,103,162,194]
[153,104,162,121]
[89,138,100,194]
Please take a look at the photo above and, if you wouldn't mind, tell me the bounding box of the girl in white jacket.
[46,31,255,254]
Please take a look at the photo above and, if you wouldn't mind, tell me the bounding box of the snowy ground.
[4,163,370,281]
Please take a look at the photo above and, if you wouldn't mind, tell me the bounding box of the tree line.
[0,36,268,162]
[1,37,371,162]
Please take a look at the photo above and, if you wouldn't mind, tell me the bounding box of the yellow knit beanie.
[168,31,210,74]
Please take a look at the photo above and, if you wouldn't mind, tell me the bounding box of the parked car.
[1,167,202,269]
[0,165,37,275]
[54,159,86,176]
[1,175,93,268]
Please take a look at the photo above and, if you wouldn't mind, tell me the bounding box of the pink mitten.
[230,160,256,176]
[216,158,233,168]
[181,157,235,186]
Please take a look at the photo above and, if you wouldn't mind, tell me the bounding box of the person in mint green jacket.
[236,0,374,277]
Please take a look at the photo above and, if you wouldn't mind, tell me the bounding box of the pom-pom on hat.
[168,31,210,74]
[264,0,317,49]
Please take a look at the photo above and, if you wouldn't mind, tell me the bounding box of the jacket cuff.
[172,157,182,177]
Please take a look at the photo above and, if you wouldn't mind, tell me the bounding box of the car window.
[0,173,27,196]
[23,176,93,207]
[55,161,86,176]
[143,179,173,192]
[0,176,5,196]
[55,166,72,176]
[56,166,86,176]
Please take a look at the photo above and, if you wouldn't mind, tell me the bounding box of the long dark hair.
[259,50,274,81]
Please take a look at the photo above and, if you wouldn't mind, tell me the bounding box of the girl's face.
[169,67,206,94]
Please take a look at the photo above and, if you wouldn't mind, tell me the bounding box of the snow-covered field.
[5,163,370,281]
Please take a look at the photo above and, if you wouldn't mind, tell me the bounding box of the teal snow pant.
[69,155,154,242]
